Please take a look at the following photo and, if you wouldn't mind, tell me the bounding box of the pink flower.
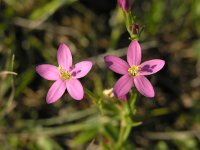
[104,40,165,99]
[36,43,92,104]
[118,0,132,11]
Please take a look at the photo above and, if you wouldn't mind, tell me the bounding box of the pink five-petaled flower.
[118,0,132,11]
[104,40,165,99]
[36,43,92,104]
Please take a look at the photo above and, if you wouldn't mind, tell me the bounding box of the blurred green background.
[0,0,200,149]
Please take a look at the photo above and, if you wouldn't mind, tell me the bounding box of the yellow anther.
[58,65,71,80]
[59,71,71,80]
[128,65,141,76]
[58,65,62,71]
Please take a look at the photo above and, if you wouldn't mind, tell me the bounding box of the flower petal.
[71,61,93,78]
[66,78,84,100]
[104,55,129,75]
[139,59,165,75]
[36,64,59,80]
[134,76,155,98]
[127,40,141,66]
[57,43,72,70]
[118,0,132,11]
[46,79,66,104]
[114,74,133,99]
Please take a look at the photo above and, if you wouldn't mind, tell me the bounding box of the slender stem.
[7,55,16,106]
[116,120,126,149]
[116,91,138,149]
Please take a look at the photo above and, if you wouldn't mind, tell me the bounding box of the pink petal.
[104,55,129,75]
[127,40,141,66]
[66,78,84,100]
[114,74,133,99]
[36,64,59,81]
[139,59,165,76]
[57,43,72,70]
[118,0,132,11]
[46,79,67,104]
[71,61,93,78]
[134,76,155,98]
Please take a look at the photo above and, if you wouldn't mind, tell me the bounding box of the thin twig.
[7,55,16,106]
[13,17,82,38]
[0,55,17,118]
[144,130,200,141]
[0,71,17,76]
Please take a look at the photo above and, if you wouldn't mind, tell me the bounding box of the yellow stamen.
[58,66,71,80]
[128,65,141,76]
[58,65,62,71]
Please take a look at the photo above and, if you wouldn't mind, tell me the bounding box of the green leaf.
[102,123,119,142]
[37,136,63,150]
[70,130,97,147]
[38,116,100,136]
[155,141,169,150]
[85,88,101,105]
[37,107,97,126]
[121,126,132,143]
[29,0,77,22]
[15,69,35,97]
[130,121,142,127]
[129,91,137,114]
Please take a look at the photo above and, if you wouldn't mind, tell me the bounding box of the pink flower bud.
[118,0,132,11]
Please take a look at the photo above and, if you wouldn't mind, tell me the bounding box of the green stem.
[123,11,140,40]
[116,91,138,149]
[116,121,126,149]
[124,11,133,36]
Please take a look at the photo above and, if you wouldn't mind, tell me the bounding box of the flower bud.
[130,23,139,35]
[118,0,132,11]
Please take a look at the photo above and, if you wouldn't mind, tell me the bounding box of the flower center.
[58,66,71,80]
[128,65,141,76]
